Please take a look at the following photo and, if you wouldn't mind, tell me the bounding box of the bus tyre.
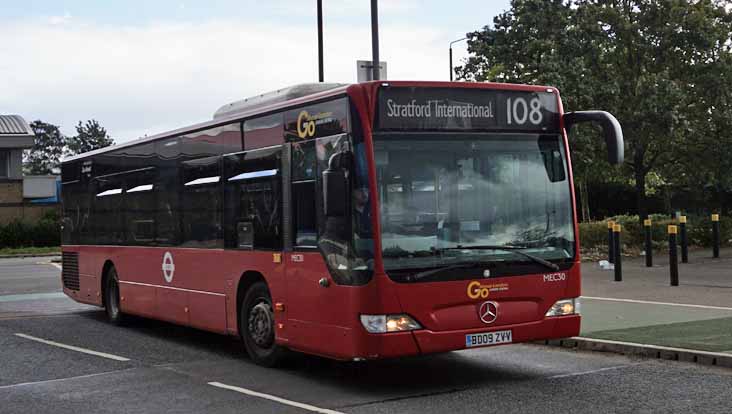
[240,282,287,367]
[104,267,125,325]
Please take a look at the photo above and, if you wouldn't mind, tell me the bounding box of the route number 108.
[506,97,543,126]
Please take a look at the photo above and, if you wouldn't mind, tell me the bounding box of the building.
[0,115,58,224]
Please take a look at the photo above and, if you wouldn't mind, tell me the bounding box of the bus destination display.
[377,87,559,132]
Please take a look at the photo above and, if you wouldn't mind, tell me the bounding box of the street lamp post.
[449,37,467,81]
[371,0,380,80]
[317,0,324,82]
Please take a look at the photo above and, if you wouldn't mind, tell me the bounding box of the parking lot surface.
[1,257,731,414]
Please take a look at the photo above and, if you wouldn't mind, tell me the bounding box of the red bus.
[61,81,623,366]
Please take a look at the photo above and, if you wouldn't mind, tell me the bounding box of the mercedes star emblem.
[479,301,498,324]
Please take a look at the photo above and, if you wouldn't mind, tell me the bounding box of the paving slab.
[582,247,732,308]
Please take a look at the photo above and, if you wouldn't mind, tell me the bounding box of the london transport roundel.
[162,251,175,283]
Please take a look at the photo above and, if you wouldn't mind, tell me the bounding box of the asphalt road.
[1,257,731,414]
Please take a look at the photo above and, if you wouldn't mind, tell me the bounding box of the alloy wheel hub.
[248,302,274,348]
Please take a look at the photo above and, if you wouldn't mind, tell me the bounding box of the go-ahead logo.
[162,251,175,283]
[296,110,333,139]
[467,281,509,299]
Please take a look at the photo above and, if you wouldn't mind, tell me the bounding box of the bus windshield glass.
[374,133,575,280]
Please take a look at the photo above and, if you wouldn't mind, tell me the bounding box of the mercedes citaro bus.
[61,81,623,366]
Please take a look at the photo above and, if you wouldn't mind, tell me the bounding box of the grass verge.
[0,246,61,256]
[586,317,732,353]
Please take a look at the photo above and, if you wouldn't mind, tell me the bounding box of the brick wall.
[0,204,59,225]
[0,181,23,203]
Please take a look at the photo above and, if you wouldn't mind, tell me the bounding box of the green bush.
[579,214,732,251]
[578,221,609,249]
[0,210,60,248]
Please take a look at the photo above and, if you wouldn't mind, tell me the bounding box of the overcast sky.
[0,0,511,142]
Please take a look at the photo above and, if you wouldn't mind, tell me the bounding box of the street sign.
[357,60,387,82]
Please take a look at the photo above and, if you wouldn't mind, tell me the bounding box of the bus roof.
[62,80,559,164]
[62,82,352,164]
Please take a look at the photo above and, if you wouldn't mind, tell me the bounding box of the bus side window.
[92,176,125,245]
[244,114,284,150]
[181,156,223,249]
[224,147,282,250]
[61,162,81,245]
[155,137,181,246]
[125,169,156,245]
[291,141,317,248]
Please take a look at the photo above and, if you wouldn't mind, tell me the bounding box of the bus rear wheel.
[240,282,287,367]
[104,266,125,325]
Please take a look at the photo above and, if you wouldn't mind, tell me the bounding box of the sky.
[0,0,511,143]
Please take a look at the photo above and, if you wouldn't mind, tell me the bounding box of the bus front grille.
[62,252,80,291]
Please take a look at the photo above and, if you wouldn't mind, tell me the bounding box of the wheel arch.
[236,270,267,334]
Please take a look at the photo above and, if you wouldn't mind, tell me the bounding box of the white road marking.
[549,364,635,379]
[0,292,66,302]
[0,368,136,390]
[208,381,345,414]
[581,296,732,311]
[14,333,130,362]
[51,263,62,270]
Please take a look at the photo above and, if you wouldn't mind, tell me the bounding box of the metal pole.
[370,0,380,80]
[449,47,453,81]
[680,215,688,263]
[448,37,467,82]
[317,0,324,82]
[712,214,720,258]
[644,218,653,267]
[607,221,615,263]
[669,225,679,286]
[613,224,622,282]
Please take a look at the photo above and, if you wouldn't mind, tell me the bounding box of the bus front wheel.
[240,281,287,367]
[104,266,125,325]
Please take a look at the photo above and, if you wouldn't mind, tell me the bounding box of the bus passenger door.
[284,251,352,357]
[284,139,353,358]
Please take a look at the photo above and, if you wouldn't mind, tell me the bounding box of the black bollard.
[644,218,653,267]
[613,224,622,282]
[608,221,615,264]
[712,214,720,258]
[669,225,679,286]
[680,216,688,264]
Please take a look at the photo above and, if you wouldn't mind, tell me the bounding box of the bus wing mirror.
[323,169,349,217]
[563,111,624,165]
[323,151,352,218]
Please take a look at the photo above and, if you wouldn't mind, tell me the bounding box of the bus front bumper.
[361,315,580,359]
[412,315,580,355]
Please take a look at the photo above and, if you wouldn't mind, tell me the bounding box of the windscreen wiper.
[439,245,560,271]
[410,262,485,282]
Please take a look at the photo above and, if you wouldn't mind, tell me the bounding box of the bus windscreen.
[374,132,574,282]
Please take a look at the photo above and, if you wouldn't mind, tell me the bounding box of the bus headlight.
[545,298,580,317]
[360,314,422,333]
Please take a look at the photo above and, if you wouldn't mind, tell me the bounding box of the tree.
[664,46,732,214]
[25,121,65,175]
[668,1,732,214]
[66,119,114,156]
[456,0,623,220]
[457,0,732,220]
